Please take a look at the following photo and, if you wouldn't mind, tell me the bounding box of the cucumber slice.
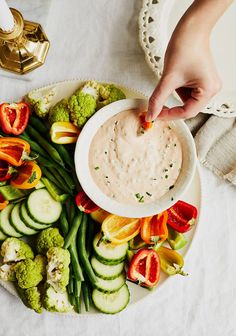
[27,189,62,224]
[94,274,125,293]
[0,204,22,237]
[92,284,130,314]
[93,233,128,265]
[0,185,28,201]
[10,203,38,236]
[91,256,124,280]
[0,228,7,241]
[20,203,51,230]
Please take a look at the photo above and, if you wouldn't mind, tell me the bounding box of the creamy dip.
[89,109,182,205]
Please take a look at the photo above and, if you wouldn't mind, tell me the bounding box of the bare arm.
[146,0,234,121]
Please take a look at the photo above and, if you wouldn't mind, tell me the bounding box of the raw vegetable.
[50,121,80,144]
[0,193,8,210]
[90,208,109,223]
[0,263,16,281]
[17,286,43,314]
[28,86,56,119]
[26,188,62,224]
[0,185,28,201]
[43,284,73,312]
[0,160,16,181]
[97,84,126,109]
[92,284,130,314]
[48,99,70,125]
[77,214,97,285]
[157,246,187,276]
[76,191,99,213]
[10,161,42,189]
[128,234,146,250]
[91,256,124,280]
[41,177,69,202]
[81,282,90,312]
[36,228,64,255]
[0,102,30,135]
[139,112,153,133]
[167,200,198,233]
[20,202,52,230]
[167,226,187,250]
[10,203,38,236]
[68,91,96,128]
[0,137,30,166]
[64,211,83,249]
[140,211,168,246]
[0,237,34,262]
[29,114,49,133]
[101,215,140,244]
[0,204,22,237]
[127,248,160,287]
[15,258,44,289]
[94,273,125,293]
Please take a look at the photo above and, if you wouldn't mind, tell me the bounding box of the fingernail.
[145,112,153,122]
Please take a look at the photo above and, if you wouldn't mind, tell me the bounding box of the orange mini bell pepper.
[139,112,153,133]
[10,161,41,189]
[0,137,30,167]
[140,211,168,245]
[0,193,9,210]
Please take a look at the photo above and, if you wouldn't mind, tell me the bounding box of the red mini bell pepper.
[0,102,30,135]
[75,190,99,213]
[127,248,160,287]
[0,160,16,181]
[139,112,153,133]
[167,200,198,233]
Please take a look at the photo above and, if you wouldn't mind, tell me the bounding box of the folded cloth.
[186,115,236,186]
[0,0,52,81]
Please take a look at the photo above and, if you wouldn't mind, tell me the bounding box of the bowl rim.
[74,98,197,218]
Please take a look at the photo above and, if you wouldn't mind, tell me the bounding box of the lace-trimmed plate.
[139,0,236,118]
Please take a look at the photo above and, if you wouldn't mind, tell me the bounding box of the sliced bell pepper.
[167,200,198,233]
[0,137,30,167]
[127,248,160,287]
[50,122,80,144]
[140,211,168,247]
[10,161,42,189]
[0,193,9,210]
[0,160,16,181]
[0,102,30,135]
[90,208,110,223]
[157,246,187,276]
[167,226,187,250]
[101,214,140,245]
[76,191,99,213]
[139,112,153,134]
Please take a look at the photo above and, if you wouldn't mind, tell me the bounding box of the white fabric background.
[0,1,236,335]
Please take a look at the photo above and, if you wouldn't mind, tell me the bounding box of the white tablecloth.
[1,1,236,335]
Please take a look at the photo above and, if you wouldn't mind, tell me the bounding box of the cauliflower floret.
[1,238,34,263]
[46,247,70,292]
[48,99,70,125]
[80,80,100,100]
[17,286,43,314]
[0,263,16,281]
[14,258,43,289]
[43,284,72,313]
[68,91,96,128]
[34,255,47,277]
[28,87,56,119]
[36,228,64,255]
[97,84,126,109]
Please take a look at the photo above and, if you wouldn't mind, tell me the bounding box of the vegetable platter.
[0,80,201,315]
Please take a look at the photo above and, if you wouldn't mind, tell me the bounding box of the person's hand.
[146,0,231,122]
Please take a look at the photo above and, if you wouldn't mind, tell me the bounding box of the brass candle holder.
[0,8,50,75]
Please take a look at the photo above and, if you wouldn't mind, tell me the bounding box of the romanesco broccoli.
[48,99,70,125]
[36,228,64,255]
[97,84,126,109]
[46,247,70,292]
[68,91,96,128]
[0,263,16,281]
[43,284,72,313]
[28,87,56,119]
[80,80,100,100]
[34,255,47,277]
[1,238,34,263]
[14,258,43,289]
[17,286,43,314]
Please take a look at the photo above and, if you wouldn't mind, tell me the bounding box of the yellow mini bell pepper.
[157,246,188,276]
[50,122,80,144]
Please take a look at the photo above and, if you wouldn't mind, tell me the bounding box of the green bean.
[29,115,49,133]
[56,166,76,191]
[48,167,72,194]
[64,212,83,249]
[41,177,69,202]
[77,214,97,285]
[52,143,74,169]
[74,297,81,313]
[26,125,65,167]
[74,279,82,313]
[20,134,51,159]
[68,243,84,281]
[31,152,55,168]
[69,293,76,306]
[41,167,66,191]
[59,206,69,237]
[69,201,76,225]
[86,217,95,258]
[72,169,81,193]
[82,282,90,312]
[68,267,74,295]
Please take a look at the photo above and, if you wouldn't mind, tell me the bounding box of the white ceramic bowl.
[75,99,197,218]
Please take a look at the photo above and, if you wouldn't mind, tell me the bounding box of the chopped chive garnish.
[115,121,118,125]
[163,168,168,172]
[171,197,174,201]
[174,143,177,147]
[152,178,157,181]
[105,151,107,155]
[135,193,141,199]
[165,175,168,179]
[105,176,108,178]
[139,196,144,203]
[146,192,152,196]
[168,126,172,130]
[169,163,173,168]
[94,166,100,170]
[169,185,174,190]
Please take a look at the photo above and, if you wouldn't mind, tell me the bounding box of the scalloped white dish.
[0,80,202,315]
